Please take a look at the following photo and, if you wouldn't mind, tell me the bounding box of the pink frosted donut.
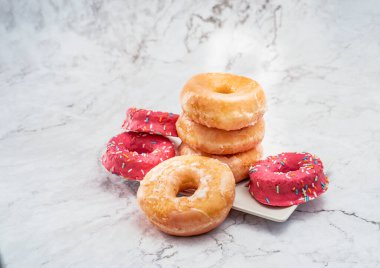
[248,152,329,206]
[122,108,179,137]
[102,132,176,180]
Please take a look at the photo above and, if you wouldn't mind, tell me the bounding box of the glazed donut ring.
[137,155,235,236]
[176,113,265,155]
[179,143,263,183]
[180,73,266,130]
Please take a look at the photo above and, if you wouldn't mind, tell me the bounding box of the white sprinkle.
[197,189,207,198]
[128,169,132,173]
[141,169,145,175]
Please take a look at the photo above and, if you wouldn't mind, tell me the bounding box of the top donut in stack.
[176,73,267,183]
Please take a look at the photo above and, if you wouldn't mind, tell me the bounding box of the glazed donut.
[179,143,263,183]
[180,73,266,131]
[248,152,329,206]
[176,113,265,155]
[122,108,179,137]
[137,155,235,236]
[102,132,175,180]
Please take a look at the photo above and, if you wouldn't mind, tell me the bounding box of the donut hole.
[175,174,199,197]
[132,147,153,154]
[214,85,234,94]
[127,143,154,154]
[277,163,300,173]
[176,187,197,197]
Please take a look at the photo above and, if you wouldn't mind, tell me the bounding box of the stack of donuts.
[176,73,267,183]
[102,108,179,180]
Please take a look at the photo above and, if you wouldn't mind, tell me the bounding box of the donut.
[137,155,235,236]
[180,73,266,131]
[122,108,179,137]
[102,132,176,180]
[248,152,329,206]
[176,113,265,155]
[179,143,263,183]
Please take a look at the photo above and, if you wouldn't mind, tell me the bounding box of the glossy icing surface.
[122,108,179,137]
[102,132,175,180]
[249,152,328,206]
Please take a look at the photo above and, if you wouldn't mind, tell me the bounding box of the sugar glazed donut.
[102,132,176,180]
[180,73,266,131]
[122,108,179,137]
[179,143,263,183]
[248,152,329,206]
[137,155,235,236]
[176,113,265,155]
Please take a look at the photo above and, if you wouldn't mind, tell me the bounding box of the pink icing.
[102,132,176,180]
[122,108,179,137]
[248,152,329,207]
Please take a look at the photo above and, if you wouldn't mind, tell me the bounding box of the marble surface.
[1,0,380,267]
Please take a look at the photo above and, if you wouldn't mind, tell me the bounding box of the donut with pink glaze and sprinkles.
[248,152,329,206]
[122,108,179,137]
[102,132,176,180]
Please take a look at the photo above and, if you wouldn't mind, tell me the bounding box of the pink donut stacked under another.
[102,108,179,180]
[102,132,176,180]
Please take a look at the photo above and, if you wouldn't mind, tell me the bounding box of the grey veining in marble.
[1,0,380,267]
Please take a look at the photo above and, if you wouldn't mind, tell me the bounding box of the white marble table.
[1,0,380,267]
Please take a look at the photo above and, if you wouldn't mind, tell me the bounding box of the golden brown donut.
[179,143,263,183]
[176,113,265,155]
[180,73,266,131]
[137,155,235,236]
